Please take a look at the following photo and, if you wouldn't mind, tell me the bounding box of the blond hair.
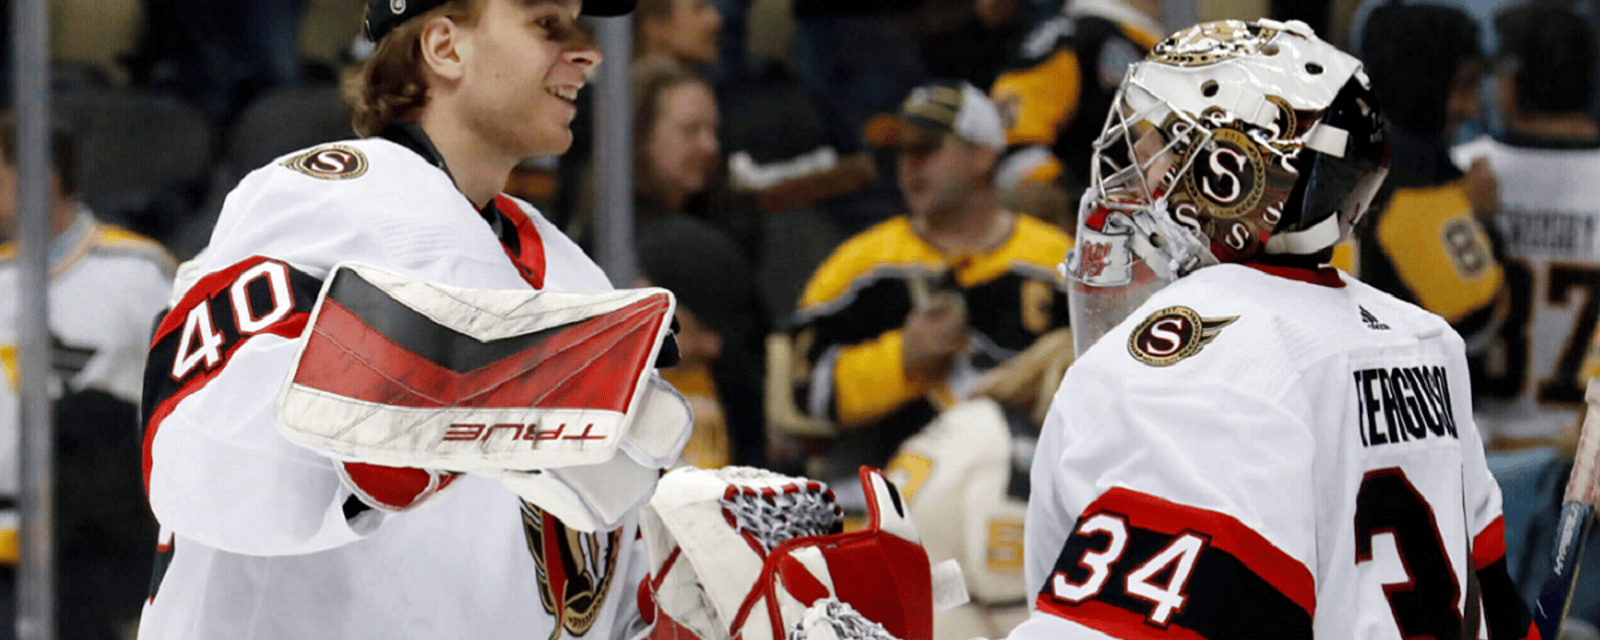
[344,0,483,137]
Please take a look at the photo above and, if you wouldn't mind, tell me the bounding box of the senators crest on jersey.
[284,144,369,180]
[521,502,622,640]
[1127,306,1237,367]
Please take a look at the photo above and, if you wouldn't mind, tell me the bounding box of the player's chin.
[522,127,574,158]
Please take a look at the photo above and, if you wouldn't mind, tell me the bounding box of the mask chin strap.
[1264,213,1342,255]
[1304,122,1350,158]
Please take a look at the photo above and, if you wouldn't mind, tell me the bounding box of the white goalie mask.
[1063,18,1391,355]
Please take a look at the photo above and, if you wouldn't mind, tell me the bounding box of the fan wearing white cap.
[785,80,1071,512]
[135,0,702,637]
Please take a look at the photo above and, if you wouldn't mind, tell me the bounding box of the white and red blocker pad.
[638,466,935,640]
[276,262,689,473]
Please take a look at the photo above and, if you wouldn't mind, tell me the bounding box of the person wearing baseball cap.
[785,80,1071,504]
[135,0,706,638]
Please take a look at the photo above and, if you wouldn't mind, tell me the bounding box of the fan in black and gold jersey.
[987,0,1162,193]
[785,82,1072,484]
[1344,4,1502,348]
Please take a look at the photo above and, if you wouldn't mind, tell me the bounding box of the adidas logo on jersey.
[1359,306,1389,330]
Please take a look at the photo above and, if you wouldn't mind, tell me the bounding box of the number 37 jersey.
[1453,135,1600,443]
[1011,264,1537,640]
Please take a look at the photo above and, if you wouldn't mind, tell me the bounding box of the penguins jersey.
[790,214,1070,476]
[1453,135,1600,444]
[1009,263,1536,640]
[137,135,645,639]
[0,209,173,562]
[989,0,1161,188]
[1343,136,1502,343]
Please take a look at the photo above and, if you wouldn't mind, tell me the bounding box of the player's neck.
[417,110,517,210]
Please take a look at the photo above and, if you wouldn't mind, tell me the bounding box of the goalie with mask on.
[1024,18,1539,639]
[745,18,1541,640]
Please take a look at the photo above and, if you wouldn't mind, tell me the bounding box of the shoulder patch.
[1127,306,1237,367]
[284,145,369,180]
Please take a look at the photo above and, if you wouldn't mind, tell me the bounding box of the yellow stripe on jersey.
[1119,23,1161,50]
[954,215,1072,288]
[93,224,178,273]
[0,529,17,565]
[991,50,1082,147]
[798,215,1071,313]
[1376,183,1503,323]
[833,329,922,427]
[0,345,16,391]
[799,218,944,312]
[1024,158,1064,184]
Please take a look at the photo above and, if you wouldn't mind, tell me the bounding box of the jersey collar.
[1244,262,1346,288]
[380,122,454,178]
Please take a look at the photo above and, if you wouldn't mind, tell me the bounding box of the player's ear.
[419,15,469,83]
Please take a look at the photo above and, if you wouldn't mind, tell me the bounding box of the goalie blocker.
[277,262,693,531]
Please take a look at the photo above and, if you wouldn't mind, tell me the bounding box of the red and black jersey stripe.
[488,194,547,290]
[1036,487,1314,639]
[140,257,323,489]
[1473,517,1542,640]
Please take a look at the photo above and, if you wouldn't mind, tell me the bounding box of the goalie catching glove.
[276,262,693,531]
[637,466,953,640]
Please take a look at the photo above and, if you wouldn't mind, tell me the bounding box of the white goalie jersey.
[138,136,671,639]
[1011,263,1537,640]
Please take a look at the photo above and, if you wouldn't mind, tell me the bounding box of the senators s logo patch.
[284,144,369,180]
[1127,306,1238,367]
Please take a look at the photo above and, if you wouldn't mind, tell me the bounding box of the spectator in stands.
[988,0,1163,197]
[619,61,771,468]
[1349,3,1502,348]
[634,0,723,67]
[575,60,877,262]
[619,60,765,257]
[786,81,1069,489]
[637,215,770,468]
[0,115,173,640]
[554,0,723,231]
[1454,4,1600,454]
[1455,8,1600,634]
[918,0,1034,91]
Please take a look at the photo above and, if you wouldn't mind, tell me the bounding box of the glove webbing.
[719,479,842,556]
[785,599,898,640]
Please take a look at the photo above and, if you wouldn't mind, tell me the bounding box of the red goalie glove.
[638,466,936,640]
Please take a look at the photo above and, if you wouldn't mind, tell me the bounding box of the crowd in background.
[5,0,1600,637]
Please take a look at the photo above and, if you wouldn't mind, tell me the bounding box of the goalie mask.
[1063,19,1390,355]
